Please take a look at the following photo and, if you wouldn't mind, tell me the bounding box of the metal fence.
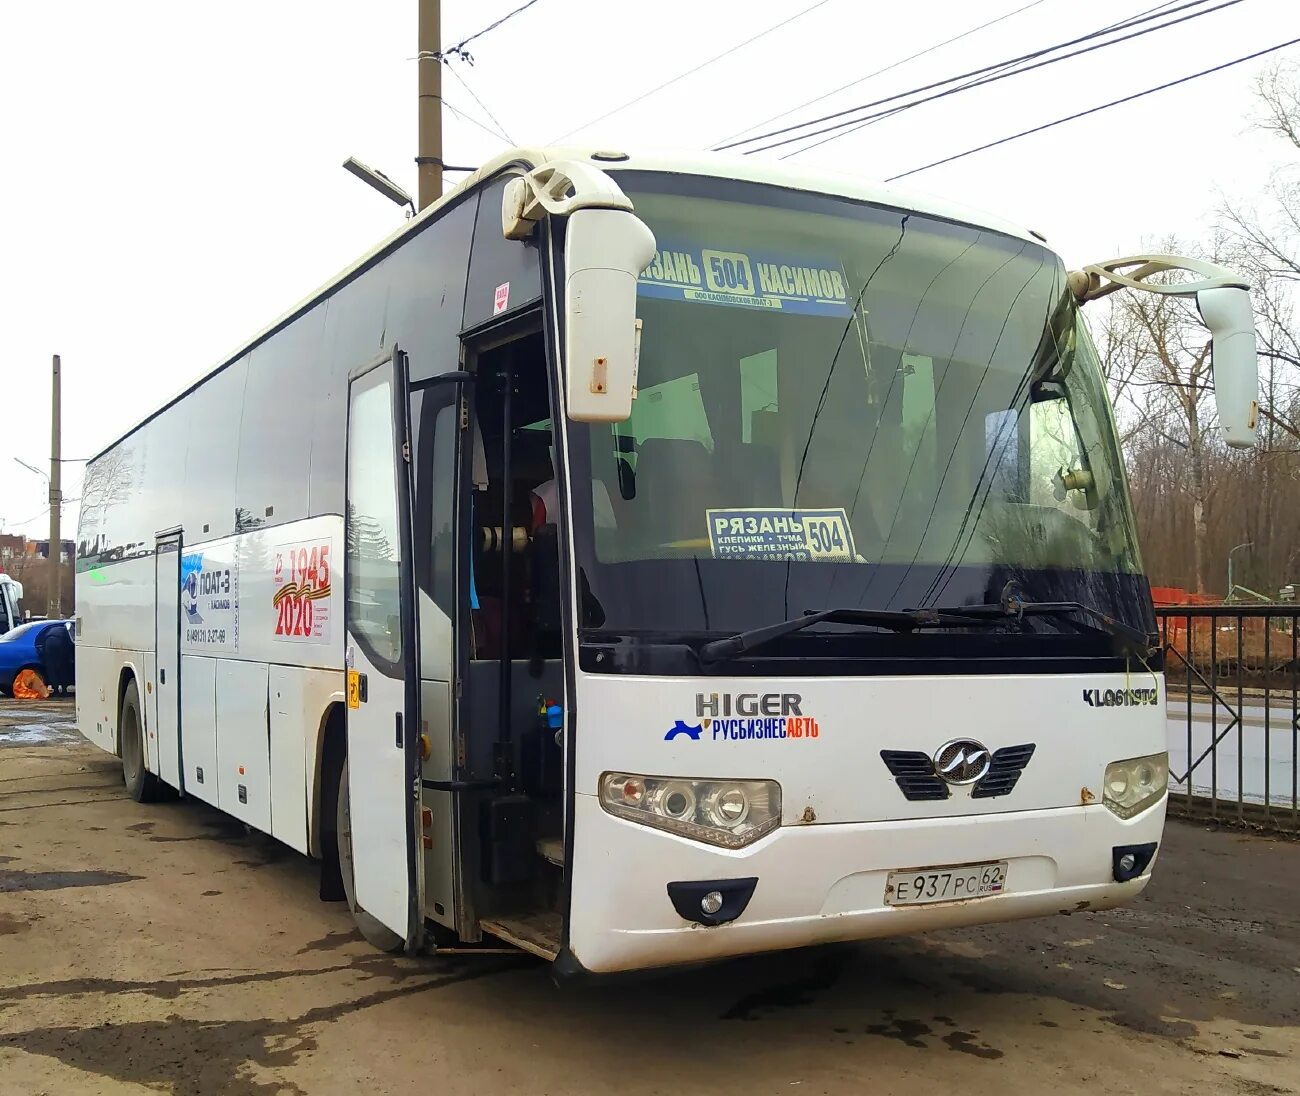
[1156,605,1300,831]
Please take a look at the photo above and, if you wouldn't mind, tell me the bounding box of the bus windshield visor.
[565,173,1146,641]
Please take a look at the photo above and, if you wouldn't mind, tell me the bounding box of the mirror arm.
[1069,253,1259,451]
[1067,254,1249,304]
[501,160,635,240]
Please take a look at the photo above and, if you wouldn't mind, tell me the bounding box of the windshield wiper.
[697,607,984,664]
[925,598,1156,657]
[697,598,1156,665]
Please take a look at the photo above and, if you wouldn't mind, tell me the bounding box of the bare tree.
[1097,237,1220,591]
[1220,62,1300,285]
[1092,295,1151,452]
[1101,63,1300,598]
[1219,59,1300,443]
[1210,61,1300,596]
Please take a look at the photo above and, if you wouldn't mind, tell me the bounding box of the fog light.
[667,877,759,926]
[1112,842,1158,882]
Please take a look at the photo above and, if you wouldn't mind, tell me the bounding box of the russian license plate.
[886,861,1008,906]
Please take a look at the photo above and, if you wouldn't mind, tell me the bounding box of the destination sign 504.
[640,244,851,317]
[707,508,857,562]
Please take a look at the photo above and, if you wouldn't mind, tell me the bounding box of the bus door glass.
[343,348,421,947]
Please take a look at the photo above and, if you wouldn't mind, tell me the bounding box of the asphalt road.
[2,699,1299,1096]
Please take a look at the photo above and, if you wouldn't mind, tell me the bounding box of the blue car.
[0,620,75,697]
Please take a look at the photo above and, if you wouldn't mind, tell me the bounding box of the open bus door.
[342,348,422,951]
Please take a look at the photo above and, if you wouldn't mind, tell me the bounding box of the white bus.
[75,148,1260,975]
[0,574,22,634]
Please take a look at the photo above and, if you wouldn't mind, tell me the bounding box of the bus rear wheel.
[120,679,162,803]
[336,758,404,952]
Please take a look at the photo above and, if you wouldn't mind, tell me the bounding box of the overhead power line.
[439,92,512,145]
[777,0,1198,159]
[549,0,836,144]
[886,35,1300,181]
[8,496,79,530]
[713,0,1056,150]
[732,0,1239,154]
[749,0,1243,156]
[9,507,49,528]
[444,64,515,144]
[439,0,543,64]
[717,0,1238,154]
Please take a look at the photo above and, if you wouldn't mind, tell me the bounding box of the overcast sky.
[1,0,1294,541]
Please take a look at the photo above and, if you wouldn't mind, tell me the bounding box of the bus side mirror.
[563,208,656,423]
[1196,285,1260,449]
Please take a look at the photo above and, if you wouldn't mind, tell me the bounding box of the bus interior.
[458,325,569,950]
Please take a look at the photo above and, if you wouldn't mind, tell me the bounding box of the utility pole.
[49,354,62,619]
[417,0,443,210]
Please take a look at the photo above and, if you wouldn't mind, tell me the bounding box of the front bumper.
[567,794,1166,974]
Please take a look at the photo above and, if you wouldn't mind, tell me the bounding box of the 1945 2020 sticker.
[273,540,332,642]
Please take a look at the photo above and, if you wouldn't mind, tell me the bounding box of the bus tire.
[318,722,346,902]
[120,679,162,803]
[336,758,404,952]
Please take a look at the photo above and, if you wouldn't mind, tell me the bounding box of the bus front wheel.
[335,758,404,952]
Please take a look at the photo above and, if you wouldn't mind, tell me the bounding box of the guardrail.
[1155,605,1300,831]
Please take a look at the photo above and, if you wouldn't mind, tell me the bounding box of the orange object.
[13,668,49,700]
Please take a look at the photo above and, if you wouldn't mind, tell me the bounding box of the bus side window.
[985,408,1022,501]
[900,354,938,491]
[629,373,712,450]
[1028,396,1084,508]
[740,350,778,444]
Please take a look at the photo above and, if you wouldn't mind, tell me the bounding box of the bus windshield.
[565,173,1146,644]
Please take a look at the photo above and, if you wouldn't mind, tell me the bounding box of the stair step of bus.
[481,913,562,961]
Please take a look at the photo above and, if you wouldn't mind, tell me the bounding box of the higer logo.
[696,692,804,718]
[663,692,822,743]
[933,739,992,785]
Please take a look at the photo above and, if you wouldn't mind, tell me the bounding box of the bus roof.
[88,146,1049,463]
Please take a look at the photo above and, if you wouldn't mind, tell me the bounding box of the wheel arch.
[115,661,146,760]
[308,697,347,858]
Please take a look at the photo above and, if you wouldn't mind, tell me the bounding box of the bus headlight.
[1103,752,1169,819]
[600,773,781,848]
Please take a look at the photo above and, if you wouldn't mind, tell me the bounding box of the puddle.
[0,869,140,893]
[721,952,845,1020]
[0,721,82,747]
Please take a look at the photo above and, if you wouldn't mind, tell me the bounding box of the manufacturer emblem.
[933,739,992,785]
